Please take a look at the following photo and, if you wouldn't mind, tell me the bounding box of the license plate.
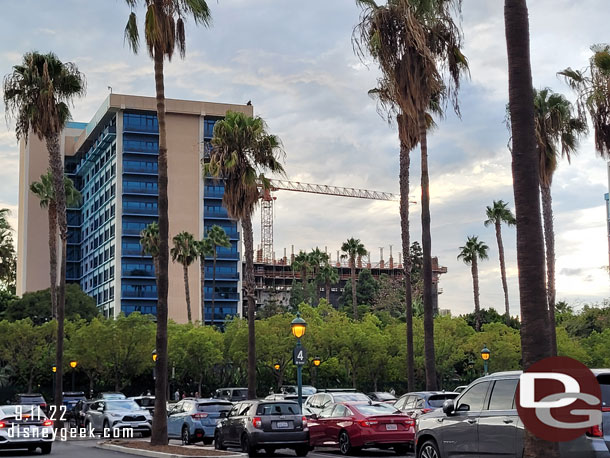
[386,424,398,431]
[276,421,289,429]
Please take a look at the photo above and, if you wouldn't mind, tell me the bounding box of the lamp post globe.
[69,360,77,369]
[152,349,158,362]
[481,345,490,376]
[313,357,321,367]
[274,363,280,371]
[291,313,307,339]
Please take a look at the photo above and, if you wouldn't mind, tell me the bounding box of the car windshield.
[19,396,44,403]
[106,400,141,410]
[354,403,401,416]
[134,398,155,407]
[428,394,459,408]
[257,403,301,415]
[198,403,232,412]
[302,387,316,396]
[374,393,396,401]
[0,405,44,417]
[103,393,125,399]
[64,395,85,401]
[333,393,370,402]
[598,374,610,408]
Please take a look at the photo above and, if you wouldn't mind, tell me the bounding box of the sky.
[0,0,608,316]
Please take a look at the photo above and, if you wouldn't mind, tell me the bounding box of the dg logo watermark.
[516,356,602,442]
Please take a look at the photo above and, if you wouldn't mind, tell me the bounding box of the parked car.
[62,391,86,413]
[309,402,415,455]
[453,385,467,394]
[281,385,317,396]
[129,396,155,415]
[213,388,248,403]
[69,399,92,428]
[167,398,232,445]
[415,370,610,458]
[14,394,47,415]
[0,404,54,454]
[85,399,152,436]
[394,391,459,419]
[367,392,398,403]
[99,392,126,400]
[265,393,300,402]
[214,400,309,456]
[303,390,371,417]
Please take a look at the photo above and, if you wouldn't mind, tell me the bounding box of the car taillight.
[42,420,53,427]
[40,403,47,408]
[252,417,262,429]
[404,418,416,427]
[358,420,379,427]
[586,424,603,438]
[0,422,5,428]
[191,413,208,420]
[421,408,433,414]
[302,416,307,428]
[602,407,610,412]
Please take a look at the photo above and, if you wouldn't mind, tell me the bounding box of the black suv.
[15,393,47,414]
[214,400,309,456]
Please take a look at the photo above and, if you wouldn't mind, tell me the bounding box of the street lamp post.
[69,360,78,392]
[312,357,321,388]
[481,345,490,376]
[291,313,307,408]
[152,349,158,384]
[52,366,56,401]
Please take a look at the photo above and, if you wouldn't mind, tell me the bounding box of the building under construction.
[248,247,447,312]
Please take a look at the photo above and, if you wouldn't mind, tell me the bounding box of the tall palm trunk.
[151,36,169,446]
[47,133,66,424]
[212,251,217,326]
[242,213,257,399]
[200,259,205,324]
[495,220,511,324]
[418,108,437,390]
[504,1,557,457]
[325,279,330,303]
[541,183,557,355]
[350,257,357,319]
[183,264,192,323]
[48,201,58,319]
[301,266,308,304]
[398,114,415,391]
[471,257,481,331]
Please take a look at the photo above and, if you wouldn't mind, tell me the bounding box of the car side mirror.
[442,399,455,415]
[97,406,104,412]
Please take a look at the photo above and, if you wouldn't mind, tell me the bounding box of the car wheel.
[241,433,257,456]
[182,426,191,445]
[40,443,52,455]
[339,431,353,456]
[85,420,93,433]
[214,431,227,450]
[103,420,110,432]
[265,447,276,455]
[418,440,440,458]
[394,445,409,455]
[294,445,309,457]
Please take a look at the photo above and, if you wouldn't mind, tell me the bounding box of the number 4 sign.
[293,346,308,366]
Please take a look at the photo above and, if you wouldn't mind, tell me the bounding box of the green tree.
[308,248,329,297]
[207,225,231,326]
[484,200,516,324]
[341,269,378,313]
[123,0,212,443]
[532,88,586,355]
[340,238,367,319]
[67,318,108,396]
[196,237,213,324]
[318,263,339,304]
[30,171,81,319]
[458,236,489,331]
[504,1,558,456]
[0,209,16,291]
[206,111,285,399]
[4,51,85,414]
[4,284,98,325]
[171,231,198,323]
[462,307,520,331]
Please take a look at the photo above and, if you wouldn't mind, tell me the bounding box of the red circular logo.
[516,356,601,442]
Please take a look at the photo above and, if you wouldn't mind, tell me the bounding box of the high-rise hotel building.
[17,94,249,323]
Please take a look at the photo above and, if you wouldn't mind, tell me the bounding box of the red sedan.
[308,402,415,455]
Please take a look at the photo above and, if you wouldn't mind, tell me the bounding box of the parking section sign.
[293,346,307,366]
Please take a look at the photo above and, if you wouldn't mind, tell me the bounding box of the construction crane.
[259,179,413,263]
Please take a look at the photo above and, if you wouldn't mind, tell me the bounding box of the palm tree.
[318,262,339,304]
[340,238,367,319]
[0,209,16,290]
[559,44,610,159]
[292,251,312,303]
[140,222,160,283]
[123,0,211,443]
[196,237,213,324]
[504,1,559,456]
[206,111,284,399]
[354,0,468,391]
[457,236,489,331]
[484,200,516,324]
[532,88,586,354]
[4,51,85,420]
[171,231,198,323]
[308,247,329,303]
[207,225,231,326]
[30,171,81,319]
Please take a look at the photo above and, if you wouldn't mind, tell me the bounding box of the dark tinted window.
[487,379,518,411]
[233,390,248,399]
[457,382,490,412]
[257,403,301,415]
[428,394,459,408]
[598,374,610,408]
[19,396,44,403]
[134,398,155,407]
[198,403,232,412]
[355,404,400,416]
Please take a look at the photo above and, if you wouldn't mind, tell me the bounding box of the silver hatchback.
[415,370,610,458]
